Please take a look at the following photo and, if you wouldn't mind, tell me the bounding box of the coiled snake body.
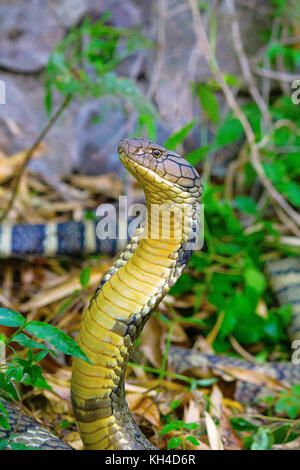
[0,138,299,450]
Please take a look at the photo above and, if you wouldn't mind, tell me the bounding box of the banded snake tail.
[0,138,299,449]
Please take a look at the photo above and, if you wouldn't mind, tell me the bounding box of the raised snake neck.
[70,137,202,449]
[0,139,299,450]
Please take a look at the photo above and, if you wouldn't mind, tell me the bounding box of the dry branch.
[187,0,300,230]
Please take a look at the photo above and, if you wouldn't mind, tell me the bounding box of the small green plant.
[45,12,155,132]
[261,385,300,419]
[274,385,300,419]
[230,415,300,450]
[160,418,201,450]
[0,307,90,449]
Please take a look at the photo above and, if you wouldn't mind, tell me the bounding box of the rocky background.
[0,0,272,176]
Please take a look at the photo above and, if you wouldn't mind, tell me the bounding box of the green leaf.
[34,350,49,362]
[264,314,284,343]
[275,396,300,418]
[277,304,292,327]
[272,424,299,445]
[285,152,300,177]
[164,121,196,151]
[160,422,181,435]
[186,436,199,446]
[244,268,266,295]
[192,378,217,387]
[230,417,258,431]
[10,442,40,450]
[12,333,49,350]
[44,81,53,115]
[223,73,241,87]
[198,85,219,123]
[278,181,300,208]
[286,404,300,419]
[0,413,10,430]
[185,146,210,165]
[184,422,200,430]
[263,161,286,184]
[0,439,9,450]
[24,322,92,364]
[137,114,156,141]
[216,116,243,146]
[167,437,182,449]
[234,314,264,344]
[79,266,91,288]
[234,196,257,215]
[179,317,205,327]
[0,401,9,418]
[0,308,26,328]
[251,428,273,450]
[170,399,182,410]
[291,385,300,396]
[0,373,19,401]
[6,365,24,383]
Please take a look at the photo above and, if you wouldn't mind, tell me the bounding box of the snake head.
[118,137,202,200]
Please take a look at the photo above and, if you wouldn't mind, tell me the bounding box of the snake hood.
[118,137,202,198]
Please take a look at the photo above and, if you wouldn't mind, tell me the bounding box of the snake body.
[70,137,202,449]
[0,138,299,450]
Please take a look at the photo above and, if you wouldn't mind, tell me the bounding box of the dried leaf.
[64,432,83,450]
[205,411,224,450]
[140,317,164,368]
[70,174,123,199]
[19,268,105,311]
[183,391,202,424]
[216,365,288,392]
[219,407,244,450]
[0,146,43,184]
[210,384,223,420]
[128,395,161,428]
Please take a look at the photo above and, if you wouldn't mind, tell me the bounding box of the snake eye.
[152,149,162,158]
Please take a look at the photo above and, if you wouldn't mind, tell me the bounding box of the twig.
[224,142,248,200]
[225,0,271,128]
[235,0,273,15]
[229,335,258,364]
[0,94,72,223]
[262,17,281,105]
[187,0,300,229]
[253,67,300,83]
[251,34,300,69]
[276,20,290,95]
[11,382,25,436]
[146,0,167,100]
[273,206,300,238]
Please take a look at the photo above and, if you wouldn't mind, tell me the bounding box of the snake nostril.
[118,139,127,154]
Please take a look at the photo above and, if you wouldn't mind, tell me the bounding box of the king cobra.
[0,137,299,450]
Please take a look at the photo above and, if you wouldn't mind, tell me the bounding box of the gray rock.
[71,97,127,175]
[0,72,77,174]
[0,0,64,72]
[0,0,144,176]
[0,0,274,178]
